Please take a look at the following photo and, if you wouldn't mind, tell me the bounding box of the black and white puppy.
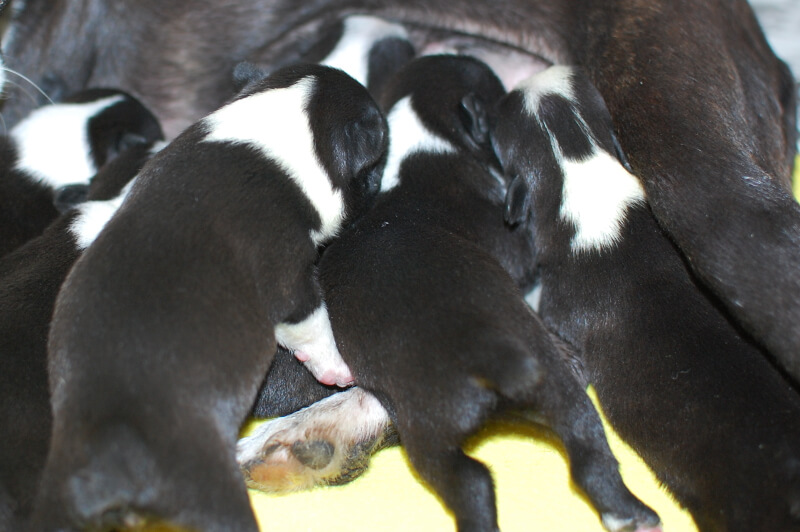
[0,137,159,532]
[0,85,163,258]
[491,66,800,532]
[241,13,418,458]
[32,63,387,532]
[241,55,660,532]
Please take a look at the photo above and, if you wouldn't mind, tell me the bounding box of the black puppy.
[0,136,159,532]
[242,55,660,532]
[492,66,800,532]
[32,64,387,532]
[0,87,163,257]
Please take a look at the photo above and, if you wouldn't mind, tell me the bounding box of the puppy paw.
[275,304,354,387]
[601,512,662,532]
[292,348,354,387]
[237,388,394,492]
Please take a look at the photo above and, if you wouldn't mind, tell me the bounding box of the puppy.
[241,55,660,532]
[7,0,797,386]
[491,66,800,532]
[0,135,159,532]
[243,11,418,442]
[32,63,387,532]
[0,86,163,258]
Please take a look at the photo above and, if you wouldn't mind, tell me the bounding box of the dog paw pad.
[291,440,335,470]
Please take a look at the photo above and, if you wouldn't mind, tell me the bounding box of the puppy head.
[492,66,645,252]
[382,54,506,154]
[9,88,163,192]
[378,55,507,191]
[213,63,388,243]
[303,65,389,220]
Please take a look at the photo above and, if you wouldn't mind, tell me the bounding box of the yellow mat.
[247,157,800,531]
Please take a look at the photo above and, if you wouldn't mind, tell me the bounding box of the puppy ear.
[459,93,490,146]
[610,130,633,172]
[505,174,533,226]
[232,62,269,93]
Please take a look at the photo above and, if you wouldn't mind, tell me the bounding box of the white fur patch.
[516,66,646,252]
[69,180,135,250]
[10,95,125,189]
[381,96,456,192]
[560,150,645,252]
[274,304,353,387]
[518,65,575,116]
[321,15,408,86]
[202,78,344,246]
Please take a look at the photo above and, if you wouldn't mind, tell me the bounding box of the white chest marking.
[560,150,645,252]
[202,79,344,246]
[10,95,125,189]
[320,15,408,87]
[381,96,456,192]
[70,180,136,250]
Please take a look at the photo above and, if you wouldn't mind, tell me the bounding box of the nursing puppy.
[243,55,660,532]
[33,64,387,531]
[491,66,800,531]
[0,138,159,532]
[235,14,416,425]
[0,87,163,257]
[4,1,797,385]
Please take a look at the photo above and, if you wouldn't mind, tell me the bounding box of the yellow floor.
[248,157,800,531]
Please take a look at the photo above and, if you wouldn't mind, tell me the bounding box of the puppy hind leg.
[521,372,662,532]
[399,430,499,532]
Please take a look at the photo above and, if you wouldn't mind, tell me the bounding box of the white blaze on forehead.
[320,15,408,86]
[202,77,344,246]
[10,95,125,189]
[560,150,645,252]
[381,96,456,192]
[70,179,136,250]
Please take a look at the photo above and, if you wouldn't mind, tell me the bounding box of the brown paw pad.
[291,440,335,470]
